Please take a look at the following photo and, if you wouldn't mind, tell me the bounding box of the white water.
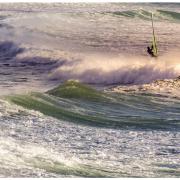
[50,52,180,85]
[0,99,179,177]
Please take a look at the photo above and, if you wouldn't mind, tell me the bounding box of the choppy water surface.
[0,97,180,177]
[0,3,179,177]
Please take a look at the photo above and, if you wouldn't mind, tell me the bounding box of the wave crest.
[49,52,180,85]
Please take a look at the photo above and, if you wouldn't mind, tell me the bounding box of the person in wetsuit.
[147,45,155,57]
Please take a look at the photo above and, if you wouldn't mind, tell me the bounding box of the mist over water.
[50,52,180,85]
[0,3,179,178]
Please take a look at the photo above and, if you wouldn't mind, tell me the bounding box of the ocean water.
[0,3,180,177]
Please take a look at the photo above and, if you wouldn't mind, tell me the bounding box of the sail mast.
[151,13,155,40]
[151,13,158,56]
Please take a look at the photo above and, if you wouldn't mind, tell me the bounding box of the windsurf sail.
[151,13,158,57]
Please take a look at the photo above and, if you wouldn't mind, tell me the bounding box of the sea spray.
[49,52,180,85]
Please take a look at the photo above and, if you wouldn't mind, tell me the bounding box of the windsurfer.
[147,13,158,58]
[147,45,155,57]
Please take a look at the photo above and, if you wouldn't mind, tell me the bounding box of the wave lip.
[47,80,107,101]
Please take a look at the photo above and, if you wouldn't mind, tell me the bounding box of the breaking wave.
[49,52,180,85]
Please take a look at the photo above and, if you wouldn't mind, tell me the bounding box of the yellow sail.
[151,13,158,57]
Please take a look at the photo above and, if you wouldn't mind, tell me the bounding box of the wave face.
[0,3,179,178]
[7,82,180,130]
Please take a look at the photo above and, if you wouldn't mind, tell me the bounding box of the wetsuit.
[147,46,155,57]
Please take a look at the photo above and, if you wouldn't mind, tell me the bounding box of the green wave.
[6,93,132,128]
[157,10,180,21]
[4,80,180,130]
[47,80,107,102]
[109,9,180,22]
[5,92,179,130]
[28,157,126,177]
[110,9,152,20]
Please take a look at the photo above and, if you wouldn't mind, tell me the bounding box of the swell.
[109,9,152,20]
[5,81,180,131]
[109,9,180,22]
[157,10,180,21]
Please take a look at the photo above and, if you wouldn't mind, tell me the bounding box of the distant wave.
[157,10,180,21]
[109,9,153,20]
[109,9,180,22]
